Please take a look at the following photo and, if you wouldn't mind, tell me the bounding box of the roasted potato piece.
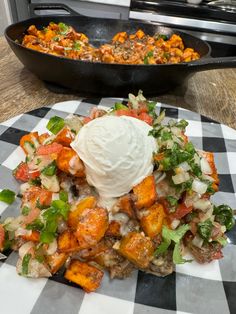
[68,196,97,229]
[64,260,104,292]
[79,240,108,260]
[58,230,80,253]
[118,194,135,218]
[75,207,108,249]
[133,175,157,210]
[20,132,39,155]
[56,147,85,177]
[54,127,75,147]
[22,186,52,208]
[47,252,69,274]
[200,151,219,191]
[140,203,166,238]
[118,232,154,268]
[105,221,121,238]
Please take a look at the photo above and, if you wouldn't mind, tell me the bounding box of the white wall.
[0,0,12,35]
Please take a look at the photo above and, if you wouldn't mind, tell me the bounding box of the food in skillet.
[0,92,234,293]
[22,22,200,64]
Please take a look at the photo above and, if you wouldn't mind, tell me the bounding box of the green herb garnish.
[22,253,31,276]
[213,205,235,231]
[22,206,30,216]
[59,190,68,202]
[58,22,70,35]
[144,51,153,64]
[197,219,213,241]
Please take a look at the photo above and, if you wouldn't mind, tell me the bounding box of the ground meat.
[109,259,135,279]
[148,250,174,277]
[187,241,223,264]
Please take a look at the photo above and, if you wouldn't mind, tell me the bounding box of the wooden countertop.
[0,36,236,129]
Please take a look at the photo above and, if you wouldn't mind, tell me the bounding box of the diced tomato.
[22,186,52,209]
[170,203,193,220]
[36,142,63,155]
[137,103,148,114]
[83,117,92,124]
[14,162,29,182]
[38,132,50,145]
[181,132,188,144]
[54,127,75,147]
[211,250,223,260]
[20,132,39,154]
[23,207,41,224]
[14,162,40,182]
[138,112,153,125]
[0,224,5,250]
[115,109,139,119]
[28,169,41,179]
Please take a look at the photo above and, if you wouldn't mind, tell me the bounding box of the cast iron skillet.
[4,3,236,96]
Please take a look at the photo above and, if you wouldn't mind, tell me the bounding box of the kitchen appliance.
[130,0,236,57]
[5,6,236,96]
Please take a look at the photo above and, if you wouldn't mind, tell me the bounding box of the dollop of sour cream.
[71,115,157,199]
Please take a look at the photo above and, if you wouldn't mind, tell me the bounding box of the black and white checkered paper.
[0,98,235,314]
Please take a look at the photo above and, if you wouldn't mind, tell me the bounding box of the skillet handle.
[189,56,236,71]
[29,3,81,18]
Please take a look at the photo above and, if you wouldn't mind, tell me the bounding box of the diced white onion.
[202,174,214,182]
[173,135,184,146]
[192,179,208,194]
[19,241,35,259]
[200,158,212,174]
[221,226,227,233]
[46,239,58,255]
[154,171,166,184]
[192,235,204,248]
[178,162,191,172]
[193,199,211,212]
[171,219,180,229]
[193,153,201,166]
[20,182,31,194]
[15,228,32,237]
[52,193,60,201]
[40,174,60,193]
[172,172,190,185]
[171,126,182,137]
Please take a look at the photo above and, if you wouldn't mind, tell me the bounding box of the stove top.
[131,0,236,23]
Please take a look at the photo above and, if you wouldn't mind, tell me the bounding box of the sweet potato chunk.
[54,127,75,147]
[105,221,121,238]
[68,196,97,229]
[47,252,69,274]
[133,175,157,210]
[140,203,166,238]
[118,195,135,218]
[79,240,108,260]
[56,147,85,177]
[75,207,108,249]
[64,260,104,292]
[58,230,79,253]
[118,232,154,268]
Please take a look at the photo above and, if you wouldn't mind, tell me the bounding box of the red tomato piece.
[171,203,193,220]
[115,109,139,118]
[14,162,29,182]
[83,117,92,124]
[138,112,153,125]
[37,142,63,155]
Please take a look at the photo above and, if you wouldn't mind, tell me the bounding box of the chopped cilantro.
[22,206,30,216]
[197,219,213,241]
[22,253,31,276]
